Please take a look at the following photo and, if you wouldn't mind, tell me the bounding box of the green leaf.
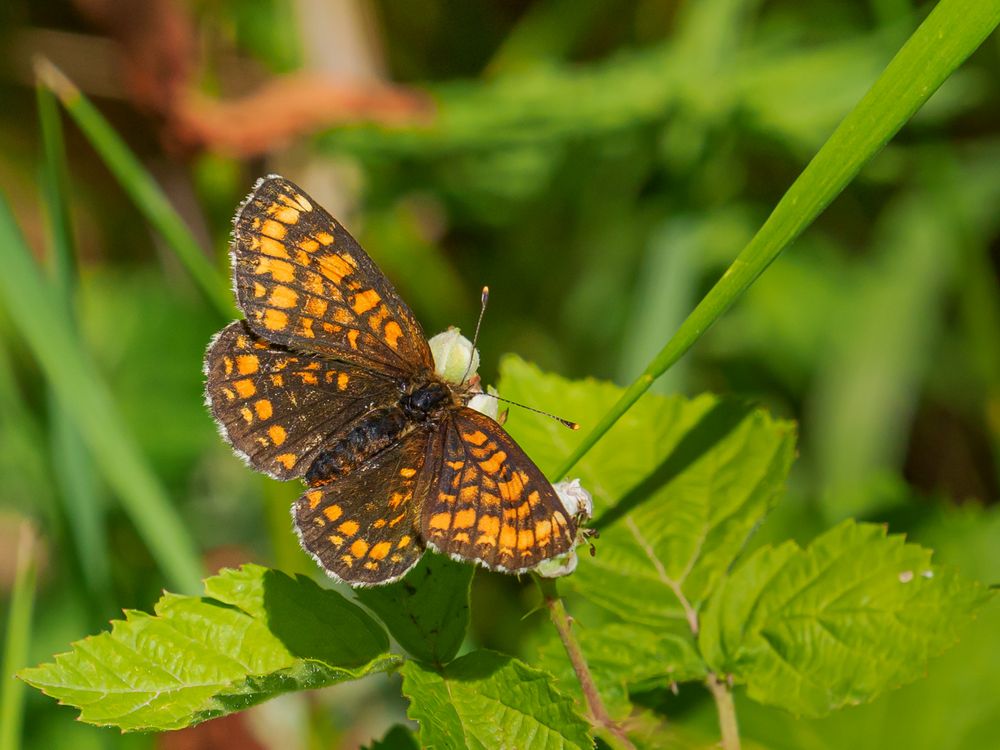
[538,621,706,719]
[498,356,796,626]
[355,553,472,666]
[400,650,592,750]
[20,565,400,731]
[699,520,992,718]
[362,725,420,750]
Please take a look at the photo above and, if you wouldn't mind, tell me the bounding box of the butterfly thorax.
[304,377,453,487]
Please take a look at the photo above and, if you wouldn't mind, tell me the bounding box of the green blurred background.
[0,1,998,748]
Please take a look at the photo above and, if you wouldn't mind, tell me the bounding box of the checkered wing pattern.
[232,176,433,378]
[205,321,398,480]
[293,429,432,584]
[422,408,577,572]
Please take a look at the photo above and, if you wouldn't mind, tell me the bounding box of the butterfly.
[204,176,577,585]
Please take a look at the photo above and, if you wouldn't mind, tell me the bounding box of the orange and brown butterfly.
[204,175,578,585]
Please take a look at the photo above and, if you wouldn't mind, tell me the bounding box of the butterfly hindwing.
[422,408,577,572]
[293,429,432,584]
[232,176,433,377]
[204,320,399,480]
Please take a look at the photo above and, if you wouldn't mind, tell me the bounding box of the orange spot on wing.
[315,231,335,245]
[453,508,476,529]
[347,330,359,350]
[261,219,287,239]
[478,451,507,474]
[256,256,295,282]
[369,541,392,560]
[383,321,403,349]
[350,539,369,558]
[298,238,319,252]
[272,206,300,224]
[399,467,417,478]
[463,430,488,446]
[517,529,535,551]
[259,236,289,258]
[351,289,381,315]
[240,406,253,423]
[500,525,517,550]
[429,513,452,530]
[276,453,297,469]
[397,535,412,548]
[478,516,500,537]
[233,379,256,398]
[304,296,328,317]
[235,354,258,375]
[268,285,299,308]
[452,532,471,544]
[534,519,552,543]
[262,308,288,331]
[317,253,351,282]
[338,520,360,536]
[337,372,350,390]
[254,399,273,419]
[268,425,287,446]
[297,318,315,338]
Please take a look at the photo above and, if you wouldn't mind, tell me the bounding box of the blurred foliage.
[0,0,998,748]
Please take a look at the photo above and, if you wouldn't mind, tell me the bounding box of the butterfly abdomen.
[305,407,410,485]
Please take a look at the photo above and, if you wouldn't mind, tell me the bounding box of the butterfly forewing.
[293,429,432,584]
[232,176,433,377]
[205,321,398,480]
[422,408,577,572]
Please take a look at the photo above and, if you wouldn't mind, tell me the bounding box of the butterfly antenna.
[480,392,580,431]
[461,286,489,385]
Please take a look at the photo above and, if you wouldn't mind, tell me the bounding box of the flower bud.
[467,386,499,421]
[429,327,480,384]
[535,478,593,578]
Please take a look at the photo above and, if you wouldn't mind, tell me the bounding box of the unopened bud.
[535,478,593,578]
[429,327,480,384]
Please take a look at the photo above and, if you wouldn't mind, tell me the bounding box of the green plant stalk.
[34,58,234,318]
[0,525,38,750]
[537,577,635,750]
[554,0,1000,480]
[37,81,114,613]
[706,674,740,750]
[0,194,203,594]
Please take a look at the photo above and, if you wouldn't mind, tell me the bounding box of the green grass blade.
[34,59,233,319]
[0,194,203,594]
[555,0,1000,479]
[37,81,114,610]
[0,525,38,750]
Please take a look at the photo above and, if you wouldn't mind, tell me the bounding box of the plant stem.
[553,0,1000,481]
[706,674,740,750]
[0,524,37,750]
[537,577,635,750]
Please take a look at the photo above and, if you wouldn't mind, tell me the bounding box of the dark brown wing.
[204,321,399,480]
[421,408,577,573]
[231,175,433,377]
[293,429,433,585]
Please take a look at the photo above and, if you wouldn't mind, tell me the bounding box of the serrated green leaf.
[20,565,400,731]
[355,553,472,666]
[401,649,592,750]
[363,724,420,750]
[498,356,796,627]
[699,520,992,718]
[538,621,706,719]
